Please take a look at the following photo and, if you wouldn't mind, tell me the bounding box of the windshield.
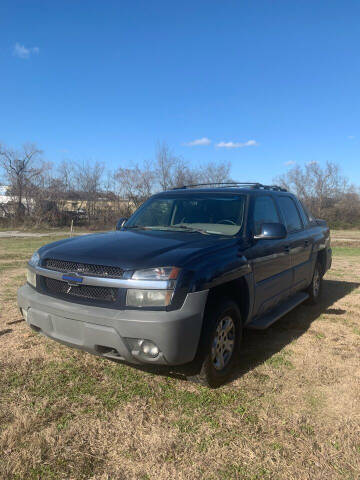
[125,194,246,236]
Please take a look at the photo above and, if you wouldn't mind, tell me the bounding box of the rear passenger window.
[277,196,303,232]
[299,200,316,224]
[297,200,310,227]
[253,196,280,235]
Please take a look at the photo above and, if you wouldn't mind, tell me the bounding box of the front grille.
[44,277,117,303]
[44,259,123,278]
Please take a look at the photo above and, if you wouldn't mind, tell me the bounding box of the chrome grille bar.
[30,265,170,290]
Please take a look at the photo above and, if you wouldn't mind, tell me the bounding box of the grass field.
[0,231,359,479]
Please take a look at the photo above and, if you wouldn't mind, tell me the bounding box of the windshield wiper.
[126,225,213,235]
[125,225,151,230]
[170,225,211,235]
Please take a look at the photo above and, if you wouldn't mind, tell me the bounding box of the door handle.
[284,245,290,253]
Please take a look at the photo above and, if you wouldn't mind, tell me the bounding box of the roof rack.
[172,182,287,192]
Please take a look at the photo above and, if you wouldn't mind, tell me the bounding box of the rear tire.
[187,298,242,388]
[306,260,323,304]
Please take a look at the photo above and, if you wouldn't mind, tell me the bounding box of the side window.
[277,196,303,233]
[297,200,310,227]
[253,196,280,235]
[299,200,316,224]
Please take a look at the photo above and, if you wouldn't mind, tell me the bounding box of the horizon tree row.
[0,142,232,227]
[1,142,359,229]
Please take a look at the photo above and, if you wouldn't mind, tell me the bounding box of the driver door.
[247,195,292,316]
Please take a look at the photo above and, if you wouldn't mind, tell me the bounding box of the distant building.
[0,185,9,196]
[0,185,34,217]
[0,185,133,220]
[0,186,12,215]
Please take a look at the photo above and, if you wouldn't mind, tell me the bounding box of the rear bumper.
[17,284,208,365]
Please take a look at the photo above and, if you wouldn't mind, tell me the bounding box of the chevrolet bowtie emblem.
[62,273,84,285]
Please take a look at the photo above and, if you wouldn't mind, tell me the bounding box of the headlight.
[28,251,40,267]
[27,269,37,288]
[128,267,180,307]
[132,267,180,281]
[126,289,173,307]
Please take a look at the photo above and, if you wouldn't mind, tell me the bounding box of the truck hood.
[38,230,241,270]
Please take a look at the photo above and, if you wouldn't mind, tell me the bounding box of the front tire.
[187,298,242,388]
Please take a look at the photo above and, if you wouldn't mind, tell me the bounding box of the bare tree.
[24,161,54,221]
[58,159,75,192]
[199,160,231,185]
[115,161,155,209]
[274,161,357,223]
[171,159,200,187]
[0,143,44,218]
[104,169,116,195]
[74,160,105,223]
[330,189,360,225]
[155,142,182,190]
[155,142,231,190]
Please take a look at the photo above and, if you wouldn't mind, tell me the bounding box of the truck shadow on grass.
[230,278,360,384]
[119,279,359,387]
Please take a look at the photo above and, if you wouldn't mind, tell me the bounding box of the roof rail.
[172,182,287,192]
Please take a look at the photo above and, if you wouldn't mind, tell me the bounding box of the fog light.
[140,340,159,358]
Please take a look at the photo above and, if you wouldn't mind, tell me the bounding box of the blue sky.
[1,0,360,184]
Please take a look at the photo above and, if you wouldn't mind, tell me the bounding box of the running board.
[246,292,309,330]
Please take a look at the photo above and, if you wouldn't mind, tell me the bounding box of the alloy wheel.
[211,315,235,371]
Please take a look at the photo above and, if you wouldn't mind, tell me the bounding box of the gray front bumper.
[18,284,208,365]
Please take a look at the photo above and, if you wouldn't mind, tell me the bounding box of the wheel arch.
[206,276,250,325]
[317,248,327,276]
[183,277,250,381]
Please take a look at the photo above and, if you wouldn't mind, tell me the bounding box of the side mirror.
[254,222,287,240]
[116,217,128,230]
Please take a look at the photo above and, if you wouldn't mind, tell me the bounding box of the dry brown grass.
[0,235,359,480]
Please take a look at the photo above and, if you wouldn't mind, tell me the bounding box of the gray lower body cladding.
[18,284,209,365]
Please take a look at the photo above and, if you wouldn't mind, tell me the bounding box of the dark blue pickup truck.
[18,183,332,387]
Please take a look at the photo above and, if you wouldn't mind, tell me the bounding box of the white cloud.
[185,137,211,146]
[348,135,355,139]
[216,139,258,148]
[13,43,39,59]
[284,160,296,166]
